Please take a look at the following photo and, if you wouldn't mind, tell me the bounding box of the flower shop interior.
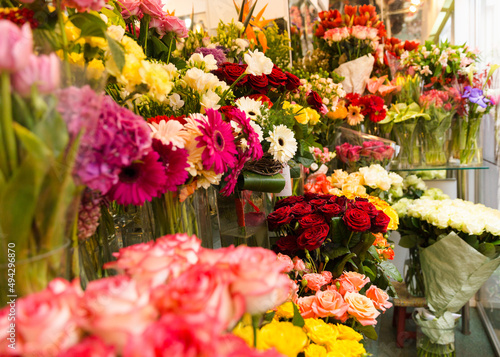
[2,0,500,355]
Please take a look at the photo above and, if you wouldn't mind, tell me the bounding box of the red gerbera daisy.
[152,139,189,192]
[196,109,238,174]
[107,150,167,205]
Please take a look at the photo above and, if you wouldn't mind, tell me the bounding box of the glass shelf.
[389,164,489,171]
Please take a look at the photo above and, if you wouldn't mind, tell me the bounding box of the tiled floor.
[365,306,496,357]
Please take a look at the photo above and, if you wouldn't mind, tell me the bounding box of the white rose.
[462,216,485,235]
[310,163,319,171]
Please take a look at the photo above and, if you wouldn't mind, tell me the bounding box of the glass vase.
[291,164,305,196]
[422,113,453,166]
[149,187,213,248]
[393,118,422,168]
[216,190,271,249]
[404,246,425,297]
[449,115,483,165]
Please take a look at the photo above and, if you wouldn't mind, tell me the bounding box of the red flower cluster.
[345,93,386,123]
[384,37,419,59]
[147,114,187,125]
[315,5,386,39]
[0,8,38,28]
[335,142,395,164]
[268,194,391,254]
[213,63,300,94]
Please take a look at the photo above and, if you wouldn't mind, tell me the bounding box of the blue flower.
[462,85,491,108]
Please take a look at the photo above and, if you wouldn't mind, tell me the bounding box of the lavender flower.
[195,47,227,66]
[462,85,491,108]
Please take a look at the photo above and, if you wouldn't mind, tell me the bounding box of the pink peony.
[344,291,380,326]
[366,285,393,311]
[12,53,60,96]
[79,276,158,351]
[297,295,317,319]
[276,253,294,273]
[311,289,349,320]
[0,21,33,72]
[151,263,246,333]
[303,273,328,292]
[57,336,115,357]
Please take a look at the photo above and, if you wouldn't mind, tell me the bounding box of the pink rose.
[351,25,368,40]
[335,271,370,295]
[366,27,379,40]
[311,290,349,320]
[346,146,362,162]
[288,280,299,302]
[62,0,106,12]
[151,263,245,333]
[303,273,328,292]
[150,15,188,38]
[321,271,333,284]
[344,292,380,326]
[120,0,141,18]
[297,295,317,319]
[0,22,33,72]
[80,276,158,351]
[277,253,294,273]
[140,0,164,18]
[57,336,115,357]
[5,279,82,356]
[293,256,306,272]
[366,285,393,311]
[12,53,60,97]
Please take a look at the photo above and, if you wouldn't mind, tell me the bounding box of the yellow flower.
[65,21,81,42]
[122,36,146,60]
[303,318,337,346]
[304,107,321,125]
[346,172,365,186]
[259,321,308,357]
[367,196,399,230]
[330,324,363,342]
[57,50,85,66]
[232,323,257,347]
[142,61,174,102]
[341,183,367,196]
[328,103,348,120]
[304,343,328,357]
[282,100,292,110]
[86,59,106,80]
[326,340,366,356]
[329,169,349,188]
[275,301,295,320]
[346,105,364,126]
[86,36,108,50]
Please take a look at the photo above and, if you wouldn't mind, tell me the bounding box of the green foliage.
[258,23,291,68]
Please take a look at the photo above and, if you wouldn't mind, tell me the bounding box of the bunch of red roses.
[345,92,386,123]
[213,63,301,95]
[268,193,391,254]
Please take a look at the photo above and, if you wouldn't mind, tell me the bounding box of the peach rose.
[321,271,333,284]
[293,257,306,272]
[277,253,294,273]
[297,295,317,319]
[335,271,370,295]
[303,273,328,292]
[366,285,393,311]
[344,292,380,326]
[311,290,349,320]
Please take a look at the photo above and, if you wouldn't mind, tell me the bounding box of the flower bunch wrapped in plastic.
[0,234,292,356]
[335,142,395,171]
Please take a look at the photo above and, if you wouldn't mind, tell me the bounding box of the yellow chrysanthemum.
[259,321,308,357]
[326,339,366,356]
[275,301,295,320]
[330,324,363,342]
[232,323,257,347]
[303,319,338,346]
[304,343,328,357]
[121,36,146,60]
[328,103,348,120]
[86,59,106,81]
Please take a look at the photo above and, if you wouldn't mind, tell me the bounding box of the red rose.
[267,65,288,88]
[247,94,273,108]
[222,63,247,85]
[297,224,329,250]
[290,202,314,217]
[285,72,301,91]
[248,74,269,94]
[371,211,390,233]
[220,105,237,121]
[332,196,350,209]
[349,201,378,217]
[275,195,305,209]
[343,208,372,232]
[276,235,299,254]
[307,90,323,111]
[267,206,293,231]
[346,146,362,162]
[319,203,344,219]
[304,192,321,201]
[309,199,327,209]
[298,214,327,230]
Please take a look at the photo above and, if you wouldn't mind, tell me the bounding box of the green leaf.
[264,310,276,324]
[323,246,350,260]
[330,217,349,244]
[379,260,403,282]
[364,265,376,281]
[106,33,126,72]
[464,235,479,250]
[69,13,108,38]
[478,242,497,259]
[334,253,356,276]
[399,234,418,248]
[368,245,382,262]
[292,302,305,328]
[357,324,378,340]
[296,155,314,167]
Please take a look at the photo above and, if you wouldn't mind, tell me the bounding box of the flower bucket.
[414,310,459,357]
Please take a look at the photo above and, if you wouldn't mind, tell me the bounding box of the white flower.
[244,49,273,76]
[188,53,218,72]
[183,68,221,93]
[234,38,249,54]
[235,96,262,120]
[235,21,244,30]
[310,163,319,171]
[149,120,185,149]
[200,90,221,110]
[107,25,124,41]
[168,93,184,111]
[420,65,432,76]
[249,120,263,142]
[266,125,297,163]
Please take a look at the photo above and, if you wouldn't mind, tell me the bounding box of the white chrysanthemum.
[235,97,262,120]
[149,120,185,149]
[266,125,297,163]
[168,93,184,111]
[244,49,273,76]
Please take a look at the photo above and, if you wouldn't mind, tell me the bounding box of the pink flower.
[297,295,317,318]
[311,289,349,320]
[79,276,158,351]
[62,0,106,12]
[293,256,306,272]
[120,0,141,18]
[216,334,284,357]
[0,21,33,72]
[344,291,380,326]
[335,271,370,295]
[277,253,294,273]
[140,0,164,18]
[366,27,379,40]
[366,285,392,311]
[151,263,246,333]
[321,270,333,284]
[57,336,115,357]
[323,28,349,42]
[150,14,188,38]
[303,273,328,291]
[12,53,60,97]
[151,139,189,192]
[351,25,369,40]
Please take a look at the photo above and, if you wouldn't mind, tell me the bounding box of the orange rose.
[344,292,380,326]
[311,290,349,321]
[366,285,392,312]
[297,295,317,319]
[335,271,370,295]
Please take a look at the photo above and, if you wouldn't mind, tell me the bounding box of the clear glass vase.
[422,114,453,166]
[393,118,422,168]
[404,246,425,297]
[449,115,483,165]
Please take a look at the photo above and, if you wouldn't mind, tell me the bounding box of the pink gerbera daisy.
[220,151,251,196]
[152,139,189,192]
[229,108,263,161]
[195,108,238,174]
[107,150,167,205]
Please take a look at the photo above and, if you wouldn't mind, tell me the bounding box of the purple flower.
[195,47,227,66]
[462,85,491,108]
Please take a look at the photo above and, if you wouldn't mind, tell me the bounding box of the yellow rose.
[329,169,349,188]
[259,321,308,357]
[303,319,337,346]
[121,36,146,60]
[330,324,363,342]
[346,172,365,186]
[326,339,366,356]
[342,183,366,196]
[275,301,295,320]
[304,343,327,357]
[86,59,106,80]
[368,196,399,230]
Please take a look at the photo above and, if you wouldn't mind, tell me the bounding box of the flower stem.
[166,35,174,65]
[218,72,246,105]
[0,71,16,177]
[56,0,72,85]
